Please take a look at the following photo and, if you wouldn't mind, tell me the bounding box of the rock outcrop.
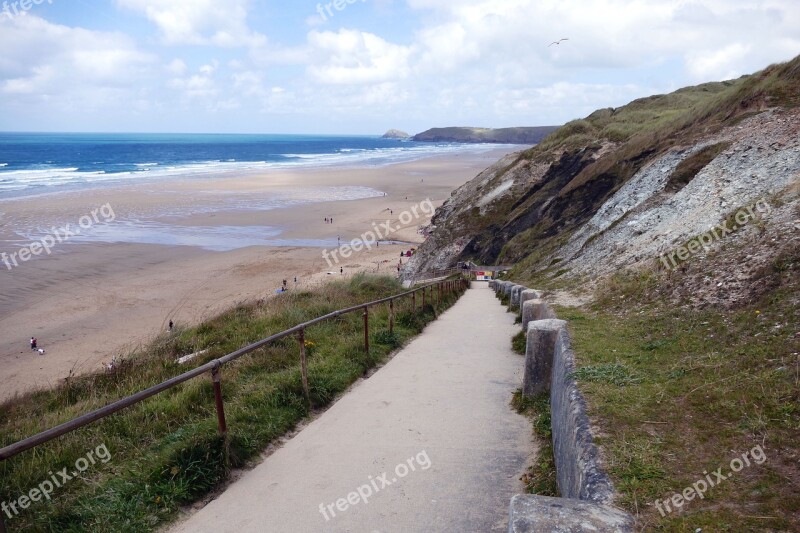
[404,55,800,308]
[381,129,410,139]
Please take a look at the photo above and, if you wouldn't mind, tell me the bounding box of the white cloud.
[685,43,752,81]
[1,0,799,133]
[0,15,155,100]
[116,0,266,47]
[307,29,412,84]
[166,58,188,76]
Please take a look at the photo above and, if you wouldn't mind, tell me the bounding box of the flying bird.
[549,38,569,46]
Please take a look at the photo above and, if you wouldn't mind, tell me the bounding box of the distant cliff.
[412,126,559,144]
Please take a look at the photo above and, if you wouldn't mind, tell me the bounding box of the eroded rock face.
[407,107,799,308]
[403,151,526,276]
[560,108,800,279]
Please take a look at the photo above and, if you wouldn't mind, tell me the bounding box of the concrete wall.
[547,322,615,502]
[494,283,633,532]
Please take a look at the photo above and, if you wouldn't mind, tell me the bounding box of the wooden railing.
[0,277,469,533]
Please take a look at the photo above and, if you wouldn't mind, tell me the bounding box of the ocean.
[0,132,504,199]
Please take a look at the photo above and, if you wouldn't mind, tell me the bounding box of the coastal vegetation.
[0,275,464,532]
[409,54,800,530]
[411,126,558,144]
[550,267,799,530]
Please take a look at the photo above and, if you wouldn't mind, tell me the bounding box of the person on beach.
[169,320,174,332]
[282,279,288,291]
[340,267,343,275]
[30,337,37,350]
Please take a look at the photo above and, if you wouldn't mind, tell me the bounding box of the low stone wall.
[493,281,634,532]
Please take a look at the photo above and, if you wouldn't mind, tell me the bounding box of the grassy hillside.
[483,55,800,531]
[412,126,558,144]
[430,55,800,270]
[0,275,464,532]
[528,255,799,530]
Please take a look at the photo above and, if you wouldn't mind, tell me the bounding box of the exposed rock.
[405,55,800,309]
[381,129,410,139]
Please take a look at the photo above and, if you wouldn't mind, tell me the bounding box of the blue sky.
[1,0,798,134]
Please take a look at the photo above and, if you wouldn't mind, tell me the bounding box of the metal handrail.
[0,278,469,464]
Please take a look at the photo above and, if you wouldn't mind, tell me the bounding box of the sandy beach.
[0,148,516,401]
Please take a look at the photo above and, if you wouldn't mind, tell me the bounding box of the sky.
[0,0,798,135]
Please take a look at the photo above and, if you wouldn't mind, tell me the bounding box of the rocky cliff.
[405,56,800,308]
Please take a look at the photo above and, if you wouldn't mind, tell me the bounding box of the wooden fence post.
[298,329,311,408]
[211,365,227,436]
[363,308,370,353]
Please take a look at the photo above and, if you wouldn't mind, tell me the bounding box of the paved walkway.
[171,283,534,533]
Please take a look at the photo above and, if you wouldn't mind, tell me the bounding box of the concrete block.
[503,282,514,296]
[521,299,555,332]
[510,285,526,306]
[519,289,541,314]
[523,319,566,397]
[508,495,634,533]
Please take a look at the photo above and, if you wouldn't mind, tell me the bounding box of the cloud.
[116,0,266,47]
[307,29,412,84]
[685,43,752,81]
[1,0,799,133]
[0,15,155,100]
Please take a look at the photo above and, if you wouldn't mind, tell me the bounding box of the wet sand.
[0,148,517,401]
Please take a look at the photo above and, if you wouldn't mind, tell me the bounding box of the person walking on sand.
[340,267,343,275]
[169,320,174,332]
[30,337,37,351]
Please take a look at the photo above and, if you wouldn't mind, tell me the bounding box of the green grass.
[512,391,558,497]
[665,141,732,192]
[0,275,466,532]
[560,276,799,531]
[512,331,526,355]
[450,55,800,272]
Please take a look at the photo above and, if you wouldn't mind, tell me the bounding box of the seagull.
[549,38,569,46]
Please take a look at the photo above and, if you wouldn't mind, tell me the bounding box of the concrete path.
[171,283,534,533]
